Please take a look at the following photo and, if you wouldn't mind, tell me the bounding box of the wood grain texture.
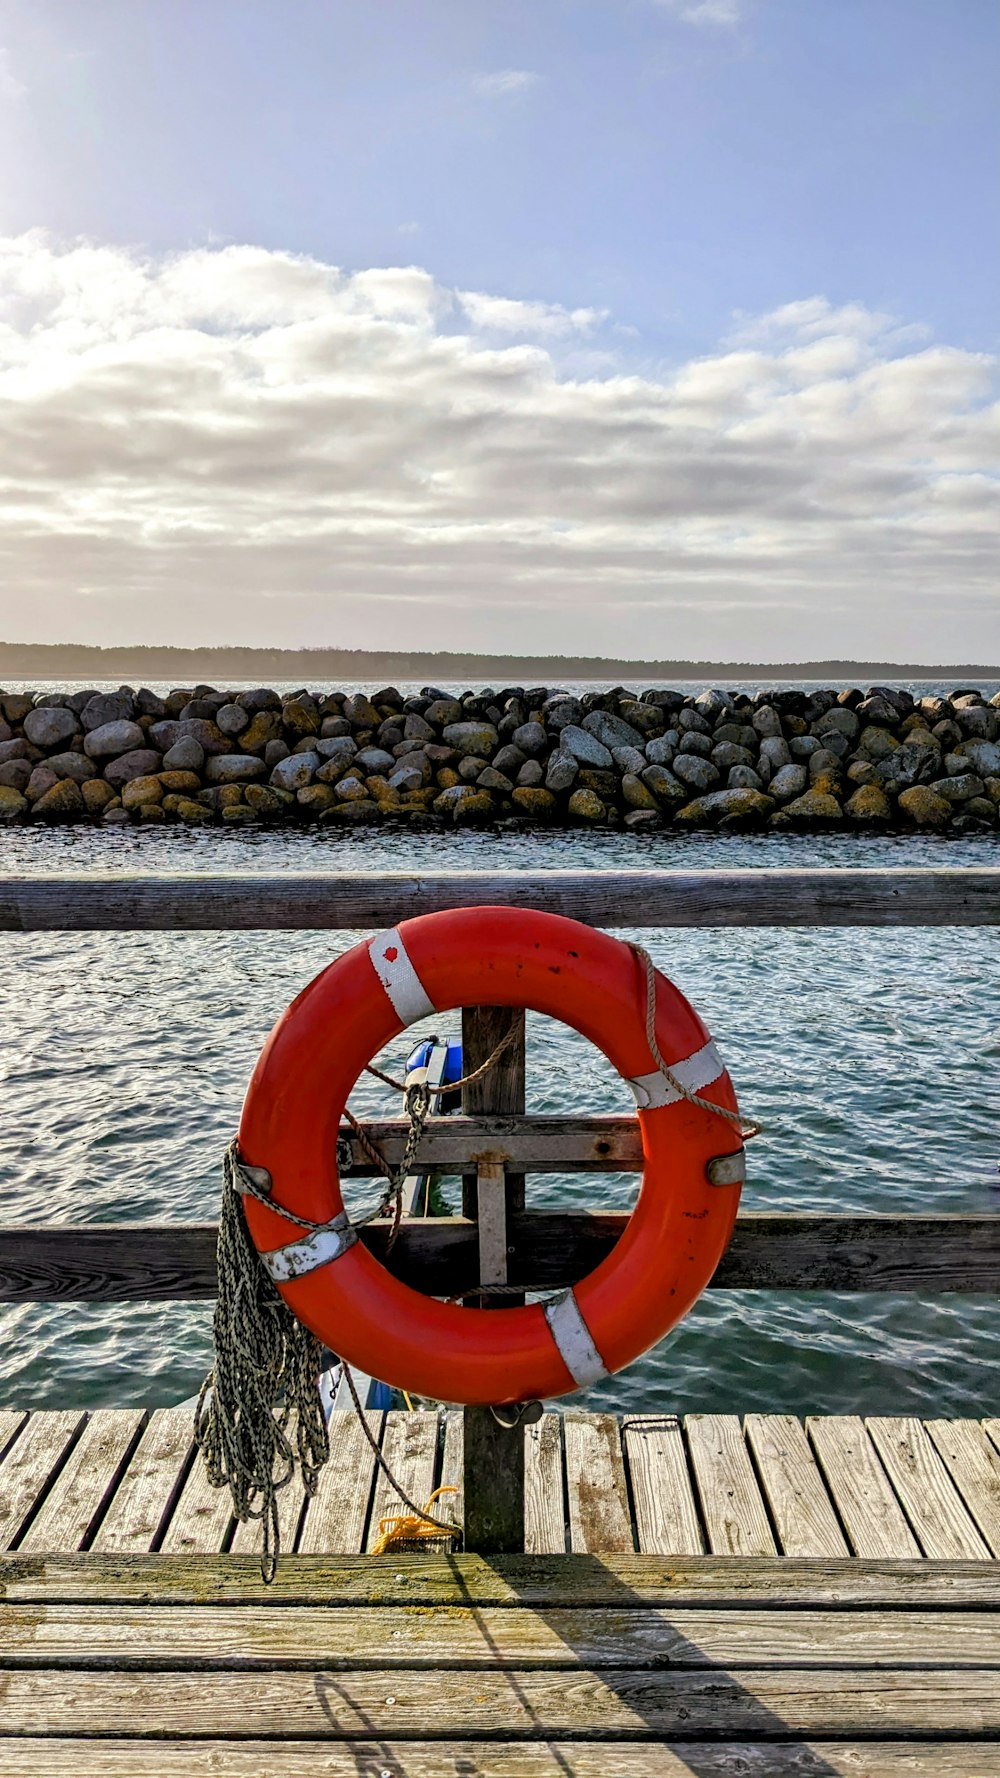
[365,1410,441,1552]
[3,1604,1000,1670]
[524,1413,566,1555]
[3,867,998,931]
[157,1448,234,1555]
[6,1212,998,1301]
[17,1410,146,1555]
[2,1667,1000,1738]
[807,1418,921,1560]
[563,1412,634,1554]
[744,1416,849,1559]
[0,1744,996,1777]
[621,1415,704,1556]
[296,1411,382,1556]
[90,1407,194,1554]
[867,1418,990,1560]
[926,1420,1000,1559]
[686,1415,777,1557]
[3,1551,1000,1607]
[0,1411,86,1551]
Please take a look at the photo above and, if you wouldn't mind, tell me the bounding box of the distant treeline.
[1,643,997,683]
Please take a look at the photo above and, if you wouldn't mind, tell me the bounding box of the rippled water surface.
[1,822,998,1419]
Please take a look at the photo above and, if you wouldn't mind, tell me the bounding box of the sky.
[0,0,996,661]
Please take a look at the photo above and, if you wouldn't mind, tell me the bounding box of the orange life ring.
[238,907,744,1406]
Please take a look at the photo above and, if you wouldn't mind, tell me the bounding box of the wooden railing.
[3,866,999,1547]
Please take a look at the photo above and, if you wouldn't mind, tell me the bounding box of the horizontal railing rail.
[3,1213,999,1300]
[1,867,999,930]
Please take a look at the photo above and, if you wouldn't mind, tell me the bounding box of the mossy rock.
[511,786,557,818]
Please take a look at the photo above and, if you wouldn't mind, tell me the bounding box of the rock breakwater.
[1,681,999,832]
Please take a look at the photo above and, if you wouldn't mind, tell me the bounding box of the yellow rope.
[369,1486,459,1555]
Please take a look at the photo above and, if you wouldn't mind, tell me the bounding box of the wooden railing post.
[460,1004,527,1553]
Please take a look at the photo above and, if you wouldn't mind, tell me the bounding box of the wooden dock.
[3,1407,1000,1772]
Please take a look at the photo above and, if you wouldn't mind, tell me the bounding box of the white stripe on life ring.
[543,1290,609,1388]
[368,928,436,1028]
[627,1037,723,1111]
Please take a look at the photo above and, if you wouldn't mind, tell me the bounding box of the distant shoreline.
[1,642,998,682]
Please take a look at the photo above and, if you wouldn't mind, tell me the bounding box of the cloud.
[458,292,607,337]
[0,232,996,658]
[471,69,541,97]
[650,0,743,27]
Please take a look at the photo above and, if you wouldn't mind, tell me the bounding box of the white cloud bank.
[0,233,996,658]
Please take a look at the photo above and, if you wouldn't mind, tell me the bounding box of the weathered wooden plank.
[17,1411,147,1555]
[4,1604,1000,1669]
[158,1448,234,1555]
[228,1478,306,1559]
[0,1743,995,1777]
[867,1418,990,1560]
[6,1212,999,1302]
[0,1410,26,1462]
[356,1112,644,1174]
[4,1551,1000,1608]
[926,1421,1000,1559]
[686,1415,776,1557]
[439,1409,465,1532]
[524,1412,565,1555]
[296,1410,382,1556]
[3,1667,1000,1737]
[563,1413,634,1554]
[0,1411,86,1551]
[365,1410,442,1552]
[744,1416,849,1559]
[622,1415,704,1556]
[807,1417,921,1560]
[90,1408,194,1554]
[3,867,998,931]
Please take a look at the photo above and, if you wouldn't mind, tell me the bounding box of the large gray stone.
[678,708,712,735]
[641,764,687,804]
[216,702,250,737]
[813,705,859,741]
[612,745,647,775]
[959,740,1000,778]
[204,754,267,785]
[711,742,754,772]
[423,698,463,728]
[759,736,791,771]
[545,751,579,792]
[675,731,712,759]
[752,705,783,738]
[559,725,613,769]
[271,752,320,792]
[81,691,135,731]
[388,764,425,793]
[929,773,986,804]
[149,720,182,753]
[162,737,205,772]
[956,705,998,740]
[694,688,732,722]
[672,753,720,793]
[542,696,583,730]
[84,720,146,759]
[675,787,774,826]
[581,710,644,751]
[354,747,396,774]
[644,734,677,766]
[315,736,358,764]
[45,751,98,783]
[178,717,229,756]
[24,706,78,749]
[728,765,764,791]
[442,722,499,759]
[512,721,548,756]
[768,763,808,801]
[104,749,163,787]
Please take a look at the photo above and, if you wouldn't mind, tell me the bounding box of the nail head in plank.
[563,1412,633,1553]
[685,1414,776,1556]
[5,1604,1000,1670]
[4,1667,1000,1739]
[744,1415,848,1558]
[524,1412,565,1554]
[0,1410,87,1550]
[18,1410,147,1554]
[0,1746,995,1778]
[622,1414,704,1555]
[866,1417,990,1560]
[90,1406,195,1554]
[365,1409,441,1552]
[924,1420,1000,1559]
[807,1417,921,1559]
[4,1551,1000,1607]
[297,1410,383,1555]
